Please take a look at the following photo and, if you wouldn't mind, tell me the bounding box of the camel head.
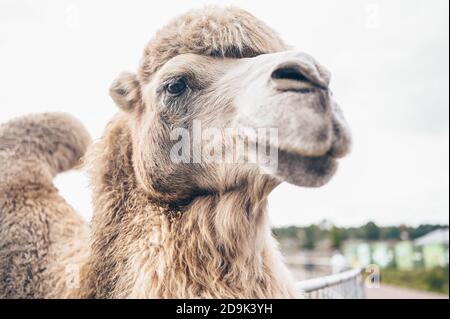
[109,7,351,206]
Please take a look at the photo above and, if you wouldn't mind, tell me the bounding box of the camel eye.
[166,78,187,95]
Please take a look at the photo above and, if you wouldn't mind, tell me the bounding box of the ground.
[365,284,448,299]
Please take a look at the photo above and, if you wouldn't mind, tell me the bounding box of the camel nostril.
[271,66,309,83]
[271,60,330,91]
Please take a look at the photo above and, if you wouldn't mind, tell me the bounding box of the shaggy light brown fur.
[81,116,296,298]
[0,113,91,298]
[138,6,286,83]
[80,6,299,298]
[0,6,350,299]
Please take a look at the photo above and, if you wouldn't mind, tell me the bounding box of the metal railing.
[296,267,365,299]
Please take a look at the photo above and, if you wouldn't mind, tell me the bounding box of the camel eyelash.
[157,76,187,96]
[161,71,204,93]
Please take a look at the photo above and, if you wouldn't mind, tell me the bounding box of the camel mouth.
[272,147,339,188]
[282,147,340,168]
[281,144,340,160]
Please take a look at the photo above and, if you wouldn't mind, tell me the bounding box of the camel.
[0,6,351,298]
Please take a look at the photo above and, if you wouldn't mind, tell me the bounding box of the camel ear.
[109,72,142,113]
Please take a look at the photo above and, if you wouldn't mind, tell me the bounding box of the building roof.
[415,228,449,246]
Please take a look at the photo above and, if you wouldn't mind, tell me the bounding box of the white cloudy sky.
[0,0,448,227]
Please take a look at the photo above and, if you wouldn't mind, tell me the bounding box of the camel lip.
[279,146,341,161]
[294,151,339,165]
[274,148,339,188]
[276,147,339,171]
[279,137,350,161]
[325,149,345,160]
[275,86,320,94]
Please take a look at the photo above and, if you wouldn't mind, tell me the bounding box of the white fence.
[296,268,365,299]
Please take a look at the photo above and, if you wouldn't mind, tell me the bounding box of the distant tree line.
[272,222,448,250]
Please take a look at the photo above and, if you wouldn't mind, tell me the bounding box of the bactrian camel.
[0,6,351,298]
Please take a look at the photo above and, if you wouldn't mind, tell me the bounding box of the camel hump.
[0,113,92,181]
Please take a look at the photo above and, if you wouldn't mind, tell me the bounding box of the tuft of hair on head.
[109,6,288,114]
[138,6,288,83]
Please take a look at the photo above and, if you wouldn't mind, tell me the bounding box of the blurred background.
[0,0,448,298]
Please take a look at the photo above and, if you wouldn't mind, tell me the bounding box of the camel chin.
[272,148,339,188]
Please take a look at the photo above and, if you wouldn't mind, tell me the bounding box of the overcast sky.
[0,0,448,227]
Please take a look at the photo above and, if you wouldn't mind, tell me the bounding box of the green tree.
[380,226,401,240]
[303,225,320,250]
[363,222,380,241]
[330,226,345,249]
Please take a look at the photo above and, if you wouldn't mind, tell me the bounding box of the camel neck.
[89,189,296,298]
[85,117,297,298]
